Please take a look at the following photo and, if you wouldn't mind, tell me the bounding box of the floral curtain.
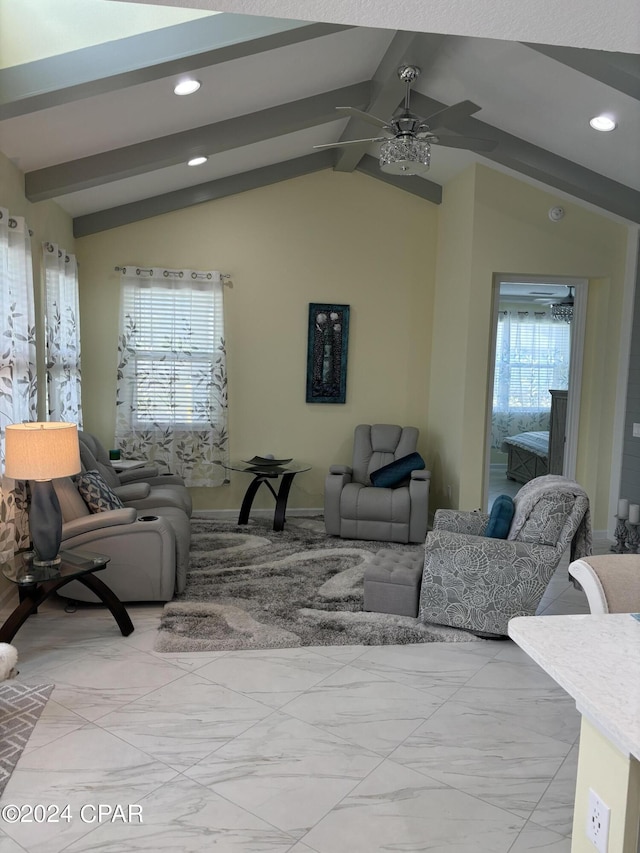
[492,310,570,449]
[115,266,228,486]
[43,242,82,425]
[0,209,37,560]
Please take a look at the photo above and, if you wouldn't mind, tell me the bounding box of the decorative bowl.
[243,456,293,467]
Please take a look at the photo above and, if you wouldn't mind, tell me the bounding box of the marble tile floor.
[0,540,611,853]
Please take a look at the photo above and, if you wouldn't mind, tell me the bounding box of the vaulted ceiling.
[1,2,638,237]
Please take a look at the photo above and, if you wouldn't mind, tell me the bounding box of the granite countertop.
[508,613,640,759]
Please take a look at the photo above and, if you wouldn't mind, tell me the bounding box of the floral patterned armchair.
[418,475,591,637]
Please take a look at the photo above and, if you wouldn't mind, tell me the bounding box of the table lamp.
[4,422,81,566]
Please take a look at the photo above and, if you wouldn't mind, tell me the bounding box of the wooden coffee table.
[0,549,134,643]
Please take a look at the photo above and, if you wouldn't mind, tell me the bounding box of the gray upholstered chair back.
[551,495,590,554]
[78,431,111,466]
[78,435,121,489]
[352,424,419,484]
[508,475,591,561]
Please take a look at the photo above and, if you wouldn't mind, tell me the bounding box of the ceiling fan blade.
[421,100,481,131]
[313,137,388,150]
[432,135,498,152]
[335,106,389,129]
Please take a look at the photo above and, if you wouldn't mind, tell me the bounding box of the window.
[122,283,221,426]
[493,312,570,413]
[115,268,228,487]
[491,310,571,451]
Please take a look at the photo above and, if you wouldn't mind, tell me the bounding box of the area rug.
[0,681,55,797]
[155,516,480,652]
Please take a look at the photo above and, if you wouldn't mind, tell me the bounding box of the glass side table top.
[227,461,311,476]
[2,549,110,586]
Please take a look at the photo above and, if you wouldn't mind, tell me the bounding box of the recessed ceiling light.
[187,156,208,166]
[174,79,201,96]
[589,115,617,132]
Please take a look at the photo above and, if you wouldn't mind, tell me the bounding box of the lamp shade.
[4,422,81,480]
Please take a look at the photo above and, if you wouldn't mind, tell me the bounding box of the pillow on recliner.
[76,470,124,513]
[370,452,425,488]
[484,494,515,539]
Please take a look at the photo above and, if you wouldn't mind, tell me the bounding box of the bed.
[500,431,549,484]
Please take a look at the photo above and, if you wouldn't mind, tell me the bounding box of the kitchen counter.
[509,613,640,853]
[509,613,640,760]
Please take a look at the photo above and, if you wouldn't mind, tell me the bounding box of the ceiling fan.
[533,286,575,322]
[313,64,497,176]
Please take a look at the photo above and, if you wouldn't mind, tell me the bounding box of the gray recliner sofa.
[324,423,430,543]
[77,431,192,518]
[53,476,189,602]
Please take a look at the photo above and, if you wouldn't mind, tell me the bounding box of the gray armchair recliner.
[325,423,430,544]
[77,431,192,518]
[53,476,189,602]
[419,474,591,637]
[78,431,186,487]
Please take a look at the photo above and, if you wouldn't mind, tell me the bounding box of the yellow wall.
[427,164,629,527]
[426,167,476,510]
[572,717,640,852]
[75,169,437,512]
[1,150,74,249]
[4,142,631,528]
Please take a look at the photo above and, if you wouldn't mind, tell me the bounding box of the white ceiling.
[0,27,392,172]
[1,1,638,235]
[119,0,640,53]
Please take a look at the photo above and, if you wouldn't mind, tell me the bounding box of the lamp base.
[32,554,62,568]
[29,480,63,567]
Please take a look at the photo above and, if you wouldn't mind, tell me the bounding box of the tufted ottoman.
[363,549,424,617]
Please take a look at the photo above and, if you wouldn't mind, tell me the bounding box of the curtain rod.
[114,265,232,285]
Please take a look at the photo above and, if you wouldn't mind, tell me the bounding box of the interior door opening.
[485,276,587,511]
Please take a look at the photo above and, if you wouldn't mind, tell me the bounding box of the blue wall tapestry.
[306,303,350,404]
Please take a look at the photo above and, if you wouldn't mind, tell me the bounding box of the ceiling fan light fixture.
[379,137,431,175]
[551,302,574,322]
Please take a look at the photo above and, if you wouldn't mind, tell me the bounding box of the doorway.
[484,275,588,510]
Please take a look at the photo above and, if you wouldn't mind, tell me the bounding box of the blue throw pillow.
[370,452,425,488]
[485,494,515,539]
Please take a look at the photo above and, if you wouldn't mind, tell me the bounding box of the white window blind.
[121,281,223,426]
[115,267,229,487]
[493,312,570,412]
